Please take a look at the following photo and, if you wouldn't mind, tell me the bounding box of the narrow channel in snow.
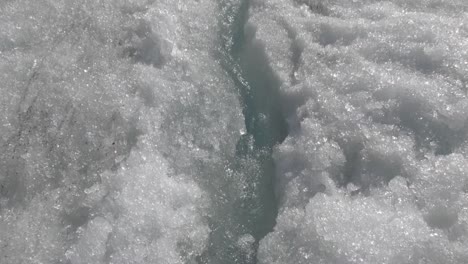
[1,1,468,264]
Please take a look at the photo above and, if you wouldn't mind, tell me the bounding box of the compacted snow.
[1,0,468,264]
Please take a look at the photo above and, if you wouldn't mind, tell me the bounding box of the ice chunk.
[66,217,113,264]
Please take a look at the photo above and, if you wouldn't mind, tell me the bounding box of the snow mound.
[248,0,468,263]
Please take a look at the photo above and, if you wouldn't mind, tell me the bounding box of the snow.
[1,1,243,263]
[1,0,468,263]
[248,0,468,263]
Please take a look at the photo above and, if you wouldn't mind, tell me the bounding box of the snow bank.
[246,0,468,263]
[0,0,245,263]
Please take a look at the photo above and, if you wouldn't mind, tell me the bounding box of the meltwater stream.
[197,1,288,263]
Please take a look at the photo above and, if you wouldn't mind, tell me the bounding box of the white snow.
[0,0,244,263]
[1,0,468,263]
[247,0,468,263]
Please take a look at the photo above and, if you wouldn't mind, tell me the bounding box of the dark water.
[196,1,288,263]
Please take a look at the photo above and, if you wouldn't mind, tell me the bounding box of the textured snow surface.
[0,1,244,263]
[1,0,468,264]
[249,0,468,263]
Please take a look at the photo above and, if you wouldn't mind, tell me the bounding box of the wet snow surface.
[1,0,468,263]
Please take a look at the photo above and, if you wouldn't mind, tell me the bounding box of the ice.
[66,217,113,264]
[0,0,244,263]
[247,0,468,263]
[2,0,468,263]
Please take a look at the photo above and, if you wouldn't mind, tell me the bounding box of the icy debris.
[66,217,113,264]
[237,234,256,261]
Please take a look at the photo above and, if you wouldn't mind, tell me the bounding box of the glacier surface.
[1,0,468,263]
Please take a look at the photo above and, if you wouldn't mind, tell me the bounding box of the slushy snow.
[1,0,468,264]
